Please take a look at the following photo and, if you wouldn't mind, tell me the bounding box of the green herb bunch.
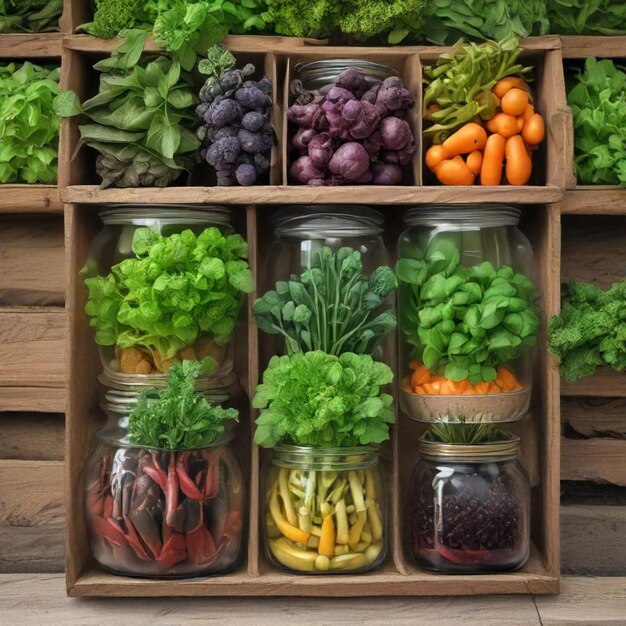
[548,0,626,35]
[55,33,200,188]
[129,360,239,449]
[548,280,626,381]
[423,37,531,143]
[396,238,540,385]
[421,1,548,45]
[0,62,61,184]
[427,421,504,444]
[0,0,62,33]
[254,247,398,358]
[253,351,394,448]
[84,226,254,366]
[567,58,626,186]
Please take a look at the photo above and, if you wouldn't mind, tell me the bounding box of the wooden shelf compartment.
[561,36,626,59]
[562,188,626,215]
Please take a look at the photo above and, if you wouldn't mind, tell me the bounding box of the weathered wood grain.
[561,368,626,398]
[561,438,626,486]
[0,216,65,306]
[562,189,626,215]
[0,387,65,414]
[0,186,63,214]
[0,34,62,57]
[562,397,626,437]
[560,505,626,576]
[0,460,64,573]
[0,413,64,461]
[561,35,626,59]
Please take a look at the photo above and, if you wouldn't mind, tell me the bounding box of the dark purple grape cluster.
[196,63,274,186]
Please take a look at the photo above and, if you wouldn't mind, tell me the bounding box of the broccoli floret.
[264,0,338,37]
[90,0,141,39]
[338,0,426,39]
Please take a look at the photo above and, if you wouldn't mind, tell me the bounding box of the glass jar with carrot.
[396,205,540,422]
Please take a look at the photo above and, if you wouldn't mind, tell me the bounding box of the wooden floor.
[1,575,624,625]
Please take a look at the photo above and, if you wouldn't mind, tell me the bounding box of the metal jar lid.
[294,59,398,91]
[404,205,521,229]
[273,205,384,238]
[418,431,521,462]
[98,370,237,394]
[99,205,232,227]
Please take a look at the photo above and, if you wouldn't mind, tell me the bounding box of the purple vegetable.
[308,177,328,186]
[287,103,323,129]
[336,69,370,99]
[258,77,272,94]
[290,156,324,184]
[355,169,373,184]
[371,162,403,185]
[242,111,265,132]
[209,99,241,128]
[254,153,270,173]
[326,86,355,106]
[308,132,334,168]
[206,137,241,166]
[328,142,370,182]
[214,126,239,140]
[292,127,317,152]
[235,87,270,110]
[382,142,415,165]
[342,100,381,140]
[361,83,381,105]
[363,130,382,159]
[235,163,257,186]
[238,129,265,154]
[380,117,412,151]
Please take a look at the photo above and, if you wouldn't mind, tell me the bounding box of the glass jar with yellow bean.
[263,445,386,574]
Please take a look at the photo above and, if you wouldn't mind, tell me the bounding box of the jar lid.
[271,443,379,470]
[98,370,237,394]
[273,206,384,238]
[294,59,398,90]
[418,431,521,462]
[404,205,521,228]
[99,205,232,227]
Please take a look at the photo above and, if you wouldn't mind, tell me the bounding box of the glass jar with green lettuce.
[396,205,540,423]
[84,205,254,386]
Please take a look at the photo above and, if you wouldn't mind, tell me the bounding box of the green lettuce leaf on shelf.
[548,0,626,35]
[0,0,62,33]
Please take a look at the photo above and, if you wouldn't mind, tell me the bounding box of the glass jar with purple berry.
[409,428,530,573]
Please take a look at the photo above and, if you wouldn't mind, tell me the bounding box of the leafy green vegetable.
[427,422,503,444]
[423,37,532,143]
[88,0,151,39]
[264,0,426,44]
[0,0,62,33]
[55,37,201,188]
[253,351,394,448]
[567,58,626,186]
[396,237,540,385]
[548,0,626,35]
[84,226,254,367]
[421,0,548,45]
[129,360,239,449]
[548,280,626,382]
[0,62,60,184]
[254,247,397,358]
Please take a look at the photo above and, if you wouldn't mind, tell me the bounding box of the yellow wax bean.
[270,538,317,572]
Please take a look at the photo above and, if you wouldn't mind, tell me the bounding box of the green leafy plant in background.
[548,280,626,382]
[422,37,532,143]
[0,0,62,33]
[421,0,548,45]
[83,226,254,370]
[54,32,201,188]
[253,351,394,448]
[0,62,60,184]
[129,360,239,449]
[254,247,397,358]
[567,58,626,186]
[548,0,626,35]
[396,238,540,385]
[427,421,503,444]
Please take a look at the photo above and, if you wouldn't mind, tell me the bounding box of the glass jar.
[409,432,530,573]
[85,204,241,384]
[263,445,386,574]
[84,386,245,578]
[397,205,539,423]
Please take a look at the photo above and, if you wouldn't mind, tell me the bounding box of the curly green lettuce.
[253,351,394,448]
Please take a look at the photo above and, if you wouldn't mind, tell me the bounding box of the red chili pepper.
[123,514,153,561]
[176,451,204,500]
[165,453,180,527]
[157,533,187,570]
[203,452,221,499]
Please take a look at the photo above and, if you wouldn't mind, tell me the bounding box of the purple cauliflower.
[371,162,403,185]
[328,142,370,182]
[308,132,334,168]
[382,142,415,165]
[380,117,412,151]
[376,76,415,114]
[235,163,257,186]
[238,129,265,154]
[361,83,381,105]
[242,111,265,132]
[254,153,270,173]
[363,130,382,159]
[342,99,381,140]
[287,103,323,130]
[258,77,272,94]
[236,87,270,110]
[206,137,241,166]
[290,156,324,184]
[209,99,242,129]
[292,127,317,153]
[336,69,371,99]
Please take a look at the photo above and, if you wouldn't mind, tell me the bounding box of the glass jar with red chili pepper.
[409,428,530,573]
[84,369,246,578]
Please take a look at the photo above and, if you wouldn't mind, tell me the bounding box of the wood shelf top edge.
[562,188,626,214]
[561,35,626,59]
[560,368,626,397]
[62,185,563,206]
[0,185,63,214]
[0,33,63,57]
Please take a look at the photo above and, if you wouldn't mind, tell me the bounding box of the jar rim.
[98,370,238,392]
[404,205,521,228]
[98,205,232,226]
[96,426,236,451]
[294,60,398,90]
[271,443,380,470]
[273,206,384,238]
[418,431,521,462]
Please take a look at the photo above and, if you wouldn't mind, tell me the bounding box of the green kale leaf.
[253,351,394,448]
[548,0,626,35]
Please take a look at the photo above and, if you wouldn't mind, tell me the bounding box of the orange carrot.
[480,134,506,186]
[492,77,529,100]
[424,144,448,171]
[501,88,529,116]
[485,113,520,138]
[435,156,475,186]
[466,150,483,176]
[505,135,533,185]
[522,113,545,145]
[522,103,535,123]
[442,122,487,155]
